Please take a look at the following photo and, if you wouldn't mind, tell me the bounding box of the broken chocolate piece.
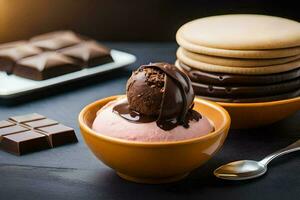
[0,113,78,155]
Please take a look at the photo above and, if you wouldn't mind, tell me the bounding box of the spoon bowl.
[214,140,300,181]
[214,160,267,180]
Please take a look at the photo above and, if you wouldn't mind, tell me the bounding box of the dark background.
[0,0,300,42]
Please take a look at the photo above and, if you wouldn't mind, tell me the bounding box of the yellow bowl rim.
[78,95,231,147]
[215,96,300,107]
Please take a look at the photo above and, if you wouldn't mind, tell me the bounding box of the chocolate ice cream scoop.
[126,66,165,116]
[113,62,201,130]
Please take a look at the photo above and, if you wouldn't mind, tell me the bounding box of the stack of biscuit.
[176,14,300,102]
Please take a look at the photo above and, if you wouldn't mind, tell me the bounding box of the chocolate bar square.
[0,44,41,74]
[0,124,29,138]
[1,131,50,155]
[0,120,15,128]
[30,31,82,51]
[10,113,46,123]
[59,40,113,68]
[14,52,81,80]
[24,118,58,128]
[37,124,78,147]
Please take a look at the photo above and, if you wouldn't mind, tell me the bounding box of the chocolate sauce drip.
[113,99,156,123]
[113,63,201,130]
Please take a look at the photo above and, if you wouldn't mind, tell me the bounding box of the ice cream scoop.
[126,66,165,116]
[113,62,201,130]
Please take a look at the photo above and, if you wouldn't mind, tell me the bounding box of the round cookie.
[176,61,300,86]
[176,33,300,59]
[191,78,300,98]
[180,47,300,67]
[177,48,300,75]
[177,14,300,50]
[196,89,300,103]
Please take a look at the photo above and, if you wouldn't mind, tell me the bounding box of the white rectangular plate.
[0,49,136,99]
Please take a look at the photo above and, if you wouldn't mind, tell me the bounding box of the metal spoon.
[214,139,300,180]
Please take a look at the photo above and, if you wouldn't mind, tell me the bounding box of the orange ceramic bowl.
[78,95,230,184]
[217,96,300,129]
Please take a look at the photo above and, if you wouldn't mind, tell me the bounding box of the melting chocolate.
[113,63,201,130]
[113,99,156,123]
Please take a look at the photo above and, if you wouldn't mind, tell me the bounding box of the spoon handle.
[259,139,300,166]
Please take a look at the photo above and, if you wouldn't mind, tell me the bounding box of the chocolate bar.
[0,30,114,80]
[0,113,78,155]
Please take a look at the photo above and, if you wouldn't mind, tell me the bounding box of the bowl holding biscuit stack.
[176,14,300,129]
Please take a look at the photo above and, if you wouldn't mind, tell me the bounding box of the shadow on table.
[90,165,265,199]
[0,67,132,107]
[1,150,298,200]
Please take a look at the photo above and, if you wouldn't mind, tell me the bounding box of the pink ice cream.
[92,99,214,142]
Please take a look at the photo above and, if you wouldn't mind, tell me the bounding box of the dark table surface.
[0,43,299,200]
